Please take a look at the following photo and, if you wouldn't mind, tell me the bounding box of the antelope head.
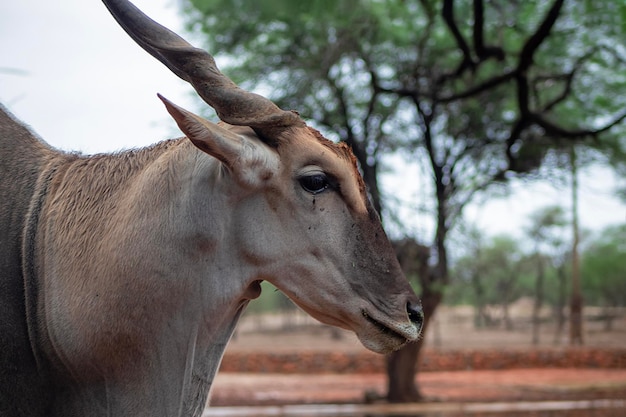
[102,0,423,353]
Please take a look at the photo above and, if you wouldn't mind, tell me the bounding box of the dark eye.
[299,173,329,194]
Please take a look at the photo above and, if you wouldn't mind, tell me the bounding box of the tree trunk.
[386,341,420,402]
[386,288,443,402]
[532,255,544,345]
[502,300,513,331]
[471,271,487,328]
[386,125,450,403]
[569,146,584,345]
[603,307,615,332]
[553,264,567,345]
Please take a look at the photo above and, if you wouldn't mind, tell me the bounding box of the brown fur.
[306,126,366,194]
[1,99,420,417]
[1,1,420,415]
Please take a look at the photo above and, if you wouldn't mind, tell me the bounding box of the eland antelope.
[0,0,423,416]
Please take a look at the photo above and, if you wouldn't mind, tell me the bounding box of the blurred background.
[2,0,625,415]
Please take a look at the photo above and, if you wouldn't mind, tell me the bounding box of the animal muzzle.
[406,301,424,336]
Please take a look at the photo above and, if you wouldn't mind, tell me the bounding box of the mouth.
[361,309,412,345]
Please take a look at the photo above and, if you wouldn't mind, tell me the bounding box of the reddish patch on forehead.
[306,127,366,194]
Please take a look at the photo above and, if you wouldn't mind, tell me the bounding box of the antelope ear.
[158,94,279,187]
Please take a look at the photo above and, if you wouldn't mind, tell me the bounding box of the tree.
[453,233,527,330]
[181,0,626,401]
[581,224,626,330]
[525,206,567,345]
[568,146,584,345]
[452,224,491,327]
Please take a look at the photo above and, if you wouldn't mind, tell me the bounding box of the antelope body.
[0,1,423,416]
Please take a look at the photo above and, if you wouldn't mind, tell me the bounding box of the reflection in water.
[204,399,626,417]
[364,411,623,416]
[229,411,624,417]
[359,411,623,417]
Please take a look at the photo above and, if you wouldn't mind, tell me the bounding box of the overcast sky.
[1,0,624,241]
[1,0,194,153]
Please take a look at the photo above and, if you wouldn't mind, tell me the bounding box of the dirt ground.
[209,305,626,408]
[209,369,626,407]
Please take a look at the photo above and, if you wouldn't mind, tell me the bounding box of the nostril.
[406,301,424,331]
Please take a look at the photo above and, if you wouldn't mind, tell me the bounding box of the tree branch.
[473,0,505,61]
[438,70,517,102]
[540,48,597,112]
[362,55,381,142]
[441,0,475,76]
[502,0,566,168]
[325,69,386,213]
[503,118,530,173]
[437,0,563,106]
[534,111,626,139]
[518,0,564,73]
[538,71,576,112]
[322,72,359,152]
[448,170,505,228]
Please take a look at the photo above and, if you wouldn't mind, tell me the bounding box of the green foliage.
[526,206,568,249]
[581,224,626,307]
[448,222,625,311]
[245,282,294,314]
[181,0,626,312]
[182,0,625,222]
[449,233,528,307]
